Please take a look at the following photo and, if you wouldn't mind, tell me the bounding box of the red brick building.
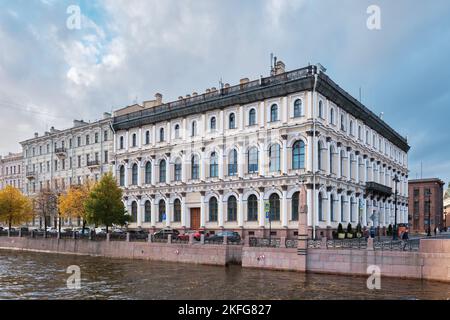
[408,178,445,234]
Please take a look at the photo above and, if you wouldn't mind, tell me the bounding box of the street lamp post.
[393,174,400,240]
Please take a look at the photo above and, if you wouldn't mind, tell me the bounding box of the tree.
[0,185,33,230]
[33,188,58,235]
[85,172,130,233]
[58,180,94,233]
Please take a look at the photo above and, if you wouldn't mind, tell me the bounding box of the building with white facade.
[20,113,114,226]
[0,152,24,192]
[112,62,410,239]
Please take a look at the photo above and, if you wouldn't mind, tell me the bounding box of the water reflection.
[0,250,448,300]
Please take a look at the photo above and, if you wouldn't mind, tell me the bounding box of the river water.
[0,250,448,300]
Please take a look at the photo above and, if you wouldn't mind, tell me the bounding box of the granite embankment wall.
[0,237,242,266]
[241,239,450,282]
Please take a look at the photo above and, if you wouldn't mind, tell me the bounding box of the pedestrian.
[402,229,409,250]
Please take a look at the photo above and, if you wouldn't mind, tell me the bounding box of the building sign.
[265,201,270,219]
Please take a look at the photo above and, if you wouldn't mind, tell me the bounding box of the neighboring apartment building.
[408,178,445,234]
[443,183,450,229]
[112,62,409,239]
[0,152,24,192]
[20,113,114,226]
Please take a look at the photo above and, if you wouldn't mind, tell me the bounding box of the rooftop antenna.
[219,77,224,90]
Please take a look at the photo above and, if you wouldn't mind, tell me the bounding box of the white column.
[281,189,288,227]
[238,192,244,227]
[259,142,266,176]
[201,113,206,138]
[337,195,342,224]
[137,199,143,227]
[138,128,142,148]
[219,110,224,135]
[124,163,129,188]
[238,147,244,177]
[282,139,288,175]
[200,193,206,228]
[281,96,288,124]
[337,147,342,178]
[362,198,367,226]
[166,156,171,183]
[219,148,224,180]
[239,105,244,130]
[200,150,206,180]
[151,199,157,227]
[181,153,187,182]
[137,159,142,186]
[151,160,156,185]
[327,191,331,224]
[165,198,171,227]
[259,101,265,129]
[181,195,187,228]
[166,122,171,144]
[218,193,224,227]
[307,135,313,173]
[259,192,265,227]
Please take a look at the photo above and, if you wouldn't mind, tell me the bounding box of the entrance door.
[190,208,200,230]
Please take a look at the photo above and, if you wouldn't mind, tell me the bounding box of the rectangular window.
[104,130,108,141]
[78,156,81,168]
[94,133,99,144]
[86,135,90,145]
[104,151,108,164]
[77,137,81,147]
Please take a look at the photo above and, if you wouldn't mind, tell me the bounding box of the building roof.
[112,65,410,152]
[408,178,445,185]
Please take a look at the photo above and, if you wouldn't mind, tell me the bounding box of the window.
[210,117,216,130]
[341,196,345,222]
[340,150,345,176]
[158,200,166,222]
[413,189,419,197]
[209,197,218,222]
[160,128,165,142]
[349,121,353,135]
[350,198,356,222]
[293,99,302,118]
[95,132,99,143]
[174,124,180,139]
[340,114,345,131]
[191,155,199,180]
[247,195,258,221]
[174,158,182,181]
[131,201,137,222]
[191,121,197,137]
[119,166,125,187]
[330,108,334,124]
[269,144,280,172]
[77,137,81,147]
[227,196,237,221]
[269,193,280,221]
[145,131,150,144]
[132,133,137,147]
[350,154,355,179]
[292,192,299,221]
[330,194,335,221]
[228,149,238,176]
[292,140,305,169]
[248,147,259,173]
[318,100,323,118]
[131,164,138,185]
[104,151,108,164]
[318,141,323,171]
[229,113,236,129]
[210,152,218,178]
[270,104,278,122]
[329,147,334,174]
[145,162,152,184]
[86,135,90,145]
[159,160,166,183]
[119,136,124,149]
[249,108,256,126]
[318,193,324,221]
[104,130,108,142]
[144,201,151,223]
[173,199,181,222]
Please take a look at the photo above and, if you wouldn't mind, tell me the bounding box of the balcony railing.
[26,171,36,180]
[55,147,67,158]
[365,181,392,197]
[87,160,100,168]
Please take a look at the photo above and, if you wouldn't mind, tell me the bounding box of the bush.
[387,224,393,236]
[356,223,362,234]
[337,223,344,234]
[347,223,353,234]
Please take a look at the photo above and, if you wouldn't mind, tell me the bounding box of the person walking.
[402,229,409,251]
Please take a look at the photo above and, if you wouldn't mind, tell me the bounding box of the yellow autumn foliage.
[58,180,94,221]
[0,185,33,228]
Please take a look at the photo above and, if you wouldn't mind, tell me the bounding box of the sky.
[0,0,449,184]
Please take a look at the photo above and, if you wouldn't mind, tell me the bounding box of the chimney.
[274,60,285,75]
[240,78,249,85]
[34,132,39,138]
[185,94,191,99]
[224,83,230,88]
[178,96,184,100]
[192,92,198,96]
[155,93,163,105]
[211,87,217,92]
[206,89,211,93]
[50,126,56,133]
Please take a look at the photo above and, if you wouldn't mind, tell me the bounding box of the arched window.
[131,163,138,185]
[292,192,299,221]
[248,147,259,173]
[292,140,305,169]
[330,194,335,222]
[341,196,345,222]
[174,124,180,139]
[349,121,353,136]
[270,104,278,122]
[350,154,355,180]
[358,126,362,140]
[318,101,323,118]
[191,121,197,137]
[158,199,166,222]
[159,159,166,183]
[119,136,124,149]
[210,152,218,178]
[293,99,302,118]
[229,113,236,129]
[132,133,137,147]
[210,117,216,130]
[247,195,258,221]
[269,144,280,172]
[340,150,345,177]
[330,146,334,174]
[318,193,324,221]
[350,197,355,222]
[249,108,256,126]
[227,196,237,221]
[209,197,218,222]
[330,108,334,124]
[119,165,125,186]
[145,162,152,184]
[144,200,151,222]
[173,199,181,222]
[318,141,323,171]
[340,114,345,131]
[174,158,182,181]
[269,193,280,221]
[159,128,165,142]
[145,131,150,144]
[191,155,199,180]
[131,201,137,222]
[228,149,238,176]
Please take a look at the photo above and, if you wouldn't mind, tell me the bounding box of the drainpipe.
[312,66,318,240]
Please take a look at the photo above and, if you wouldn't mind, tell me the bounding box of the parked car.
[153,228,180,240]
[128,229,149,240]
[73,227,91,235]
[95,227,107,234]
[193,229,211,241]
[177,230,196,241]
[19,227,29,232]
[111,228,126,234]
[206,231,241,243]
